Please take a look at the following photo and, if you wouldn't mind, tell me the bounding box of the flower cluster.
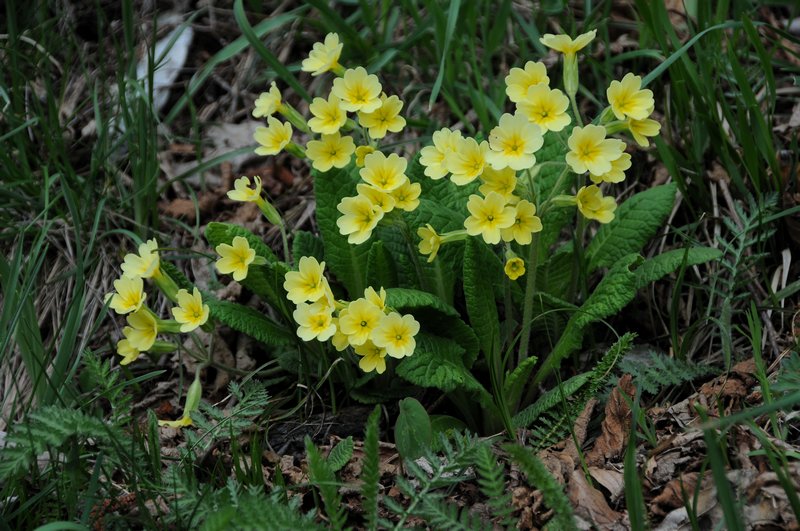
[252,33,417,246]
[106,239,210,367]
[283,256,420,374]
[416,29,661,273]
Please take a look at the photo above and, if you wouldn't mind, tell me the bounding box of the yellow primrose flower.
[331,66,383,113]
[390,178,421,212]
[171,288,210,333]
[446,137,490,185]
[501,200,543,245]
[627,116,661,147]
[305,132,355,172]
[539,29,597,56]
[417,224,442,262]
[606,73,654,121]
[116,339,141,365]
[565,125,626,175]
[339,298,384,346]
[505,61,549,103]
[576,185,617,224]
[301,32,343,76]
[336,195,384,245]
[356,183,396,213]
[479,166,517,201]
[364,286,387,311]
[254,117,292,156]
[331,318,350,351]
[215,236,257,282]
[516,85,571,132]
[419,128,463,180]
[308,94,347,134]
[464,192,516,245]
[252,82,282,118]
[590,152,631,184]
[227,176,261,203]
[107,275,146,315]
[485,113,544,171]
[283,256,328,304]
[355,145,376,167]
[354,340,388,374]
[121,239,160,280]
[293,301,337,342]
[358,94,406,139]
[124,309,158,351]
[360,151,407,191]
[371,312,420,359]
[504,257,526,281]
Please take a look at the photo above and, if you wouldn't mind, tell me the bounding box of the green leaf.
[394,397,433,460]
[205,298,294,347]
[586,183,677,271]
[386,288,480,366]
[512,372,592,428]
[313,165,370,298]
[326,436,354,473]
[304,436,346,530]
[503,354,539,409]
[463,239,502,358]
[366,240,398,289]
[634,247,722,289]
[292,230,325,263]
[533,254,641,386]
[396,334,489,402]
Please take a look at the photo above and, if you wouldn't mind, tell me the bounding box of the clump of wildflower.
[354,341,387,374]
[447,137,490,185]
[391,178,421,212]
[331,67,383,113]
[516,85,571,132]
[485,113,544,171]
[358,94,406,139]
[283,256,329,304]
[301,33,343,76]
[305,132,355,171]
[215,236,257,282]
[336,195,383,245]
[171,288,209,333]
[504,257,526,281]
[252,82,282,118]
[308,94,348,135]
[121,239,160,280]
[479,166,518,201]
[338,298,384,346]
[540,29,596,97]
[360,152,407,191]
[627,116,661,147]
[293,302,337,341]
[107,275,146,315]
[124,308,159,352]
[501,200,542,245]
[464,192,516,245]
[355,145,376,167]
[417,224,442,262]
[356,184,396,213]
[419,128,463,180]
[505,61,549,103]
[116,339,141,365]
[589,152,631,184]
[254,117,292,156]
[607,73,654,121]
[371,312,420,359]
[575,185,617,223]
[565,125,626,176]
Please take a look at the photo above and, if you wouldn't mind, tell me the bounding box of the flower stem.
[517,232,540,366]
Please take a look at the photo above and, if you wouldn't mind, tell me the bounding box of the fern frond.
[305,436,346,530]
[0,406,122,479]
[475,443,515,526]
[326,436,354,473]
[417,494,492,531]
[362,406,381,531]
[505,444,575,530]
[619,351,714,395]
